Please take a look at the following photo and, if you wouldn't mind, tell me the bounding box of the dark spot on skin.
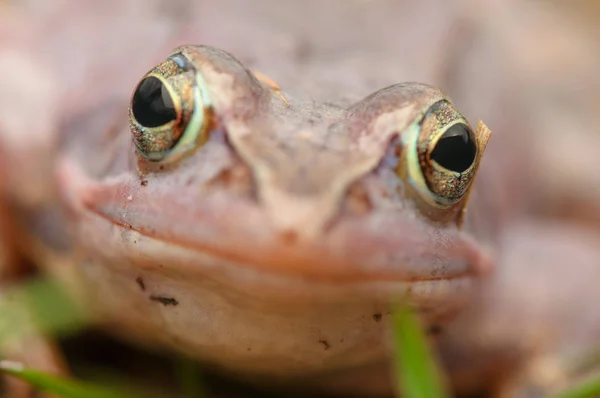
[159,165,165,171]
[280,230,298,245]
[373,313,382,323]
[340,339,344,343]
[136,277,146,291]
[427,325,443,336]
[150,296,179,306]
[140,179,148,186]
[247,348,251,351]
[318,340,330,350]
[344,182,373,215]
[391,135,402,156]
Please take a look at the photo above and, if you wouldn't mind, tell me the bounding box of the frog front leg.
[440,219,600,397]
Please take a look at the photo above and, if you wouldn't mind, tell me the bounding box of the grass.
[554,376,600,398]
[1,276,600,398]
[391,303,447,398]
[0,360,136,398]
[0,277,90,342]
[174,356,205,398]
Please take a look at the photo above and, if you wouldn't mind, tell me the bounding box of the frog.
[47,43,498,393]
[1,0,600,397]
[3,41,500,396]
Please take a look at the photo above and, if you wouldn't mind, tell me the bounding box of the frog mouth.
[58,161,492,289]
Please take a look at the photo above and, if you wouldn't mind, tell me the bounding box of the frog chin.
[75,220,474,380]
[72,210,475,378]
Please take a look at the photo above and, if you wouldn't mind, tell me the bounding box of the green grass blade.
[0,277,91,346]
[553,375,600,398]
[391,303,448,398]
[21,277,90,335]
[175,356,204,398]
[0,361,140,398]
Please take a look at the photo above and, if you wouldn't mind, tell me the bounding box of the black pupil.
[430,124,477,172]
[132,76,177,128]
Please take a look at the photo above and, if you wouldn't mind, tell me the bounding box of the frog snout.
[259,185,342,241]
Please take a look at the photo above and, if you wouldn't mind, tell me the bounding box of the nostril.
[279,229,299,245]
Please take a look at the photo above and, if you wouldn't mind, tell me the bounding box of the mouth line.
[88,206,477,285]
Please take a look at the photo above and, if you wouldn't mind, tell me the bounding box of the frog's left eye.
[400,100,491,211]
[129,54,212,162]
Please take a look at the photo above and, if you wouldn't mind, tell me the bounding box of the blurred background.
[0,0,599,397]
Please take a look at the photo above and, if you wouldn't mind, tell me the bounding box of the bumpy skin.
[55,45,495,389]
[0,1,599,397]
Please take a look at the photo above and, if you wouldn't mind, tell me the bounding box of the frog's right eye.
[129,54,212,163]
[395,97,491,225]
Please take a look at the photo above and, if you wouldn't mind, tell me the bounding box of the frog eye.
[429,123,476,173]
[400,100,491,210]
[129,54,211,162]
[132,76,177,128]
